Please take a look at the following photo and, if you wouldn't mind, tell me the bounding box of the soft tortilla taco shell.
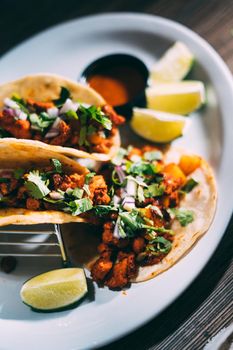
[132,148,217,282]
[0,142,95,226]
[0,74,120,161]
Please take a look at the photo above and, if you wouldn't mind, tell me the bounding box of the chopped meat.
[59,174,85,191]
[27,99,54,111]
[0,178,18,196]
[17,186,27,199]
[105,253,137,289]
[26,198,40,210]
[91,257,113,284]
[132,237,145,254]
[0,111,31,139]
[50,120,71,146]
[89,175,110,205]
[101,104,125,126]
[52,174,63,190]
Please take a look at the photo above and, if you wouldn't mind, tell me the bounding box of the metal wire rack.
[0,224,68,265]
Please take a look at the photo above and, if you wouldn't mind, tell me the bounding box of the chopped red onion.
[49,191,64,200]
[115,166,125,184]
[47,107,59,118]
[113,195,121,205]
[126,178,137,197]
[4,98,19,110]
[122,196,135,211]
[59,99,79,114]
[3,107,16,118]
[113,217,121,239]
[17,111,28,120]
[44,117,61,139]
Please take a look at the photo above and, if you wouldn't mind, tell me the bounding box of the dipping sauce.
[81,53,149,117]
[87,66,146,107]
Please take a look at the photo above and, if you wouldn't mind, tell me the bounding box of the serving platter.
[0,13,233,350]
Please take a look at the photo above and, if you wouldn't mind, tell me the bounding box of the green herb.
[94,205,116,217]
[111,169,123,186]
[53,87,71,107]
[112,148,127,166]
[29,112,55,132]
[143,150,162,161]
[126,161,158,177]
[13,168,25,179]
[171,208,194,227]
[24,170,50,199]
[87,125,97,135]
[146,236,172,254]
[66,187,84,199]
[43,197,64,204]
[66,110,78,120]
[51,159,62,173]
[85,172,95,184]
[137,185,145,203]
[181,178,198,193]
[144,183,164,198]
[67,197,93,216]
[11,95,29,114]
[0,127,11,138]
[79,105,112,130]
[0,178,10,183]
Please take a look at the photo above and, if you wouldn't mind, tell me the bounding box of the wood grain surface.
[0,0,233,349]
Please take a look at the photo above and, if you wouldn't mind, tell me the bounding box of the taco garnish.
[0,74,124,160]
[90,145,216,289]
[0,142,110,226]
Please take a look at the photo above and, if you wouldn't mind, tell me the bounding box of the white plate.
[0,13,233,350]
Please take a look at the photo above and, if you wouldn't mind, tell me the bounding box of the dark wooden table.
[1,1,233,349]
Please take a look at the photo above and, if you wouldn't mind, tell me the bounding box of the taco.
[0,74,124,161]
[89,145,217,289]
[0,142,111,226]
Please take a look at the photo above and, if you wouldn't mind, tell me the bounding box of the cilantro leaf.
[29,112,55,132]
[147,236,172,254]
[24,170,50,199]
[53,87,71,107]
[0,178,10,183]
[13,168,25,180]
[94,205,116,217]
[11,95,29,114]
[126,161,158,177]
[51,159,62,173]
[171,208,194,227]
[144,183,164,198]
[67,197,93,216]
[143,150,162,161]
[181,178,199,193]
[66,110,78,120]
[85,172,95,184]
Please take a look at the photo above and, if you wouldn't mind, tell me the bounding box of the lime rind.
[149,41,194,84]
[20,268,87,311]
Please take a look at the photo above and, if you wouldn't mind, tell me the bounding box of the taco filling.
[90,146,202,289]
[0,158,110,217]
[0,87,124,154]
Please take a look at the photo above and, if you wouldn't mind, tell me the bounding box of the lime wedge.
[131,108,190,143]
[20,268,87,311]
[150,41,194,83]
[146,81,205,115]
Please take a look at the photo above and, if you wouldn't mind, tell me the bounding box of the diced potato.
[163,163,186,184]
[179,154,201,175]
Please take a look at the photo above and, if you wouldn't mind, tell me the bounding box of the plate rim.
[0,12,233,350]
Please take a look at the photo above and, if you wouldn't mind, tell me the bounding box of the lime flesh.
[131,107,189,143]
[146,81,205,115]
[150,41,194,83]
[20,268,87,311]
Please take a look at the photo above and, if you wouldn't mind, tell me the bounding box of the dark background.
[0,1,233,349]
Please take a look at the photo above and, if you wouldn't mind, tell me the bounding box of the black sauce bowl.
[79,53,149,118]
